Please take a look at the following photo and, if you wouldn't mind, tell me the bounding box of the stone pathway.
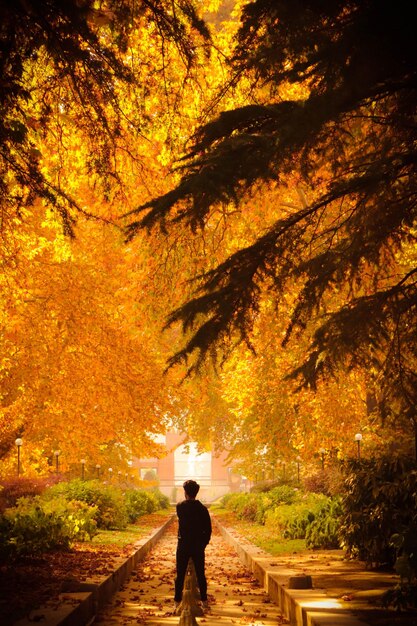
[93,523,288,625]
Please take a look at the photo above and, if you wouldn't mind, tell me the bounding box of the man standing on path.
[174,479,212,612]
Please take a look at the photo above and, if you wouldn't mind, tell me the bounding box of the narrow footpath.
[93,522,287,625]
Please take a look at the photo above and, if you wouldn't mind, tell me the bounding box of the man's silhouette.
[174,479,212,611]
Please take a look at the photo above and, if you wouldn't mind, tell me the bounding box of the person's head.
[183,479,200,498]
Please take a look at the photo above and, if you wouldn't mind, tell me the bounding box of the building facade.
[134,431,242,502]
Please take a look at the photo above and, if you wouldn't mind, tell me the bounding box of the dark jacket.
[176,499,212,548]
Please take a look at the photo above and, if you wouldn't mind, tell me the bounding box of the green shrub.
[125,487,169,523]
[222,487,301,525]
[382,582,417,612]
[0,514,13,559]
[381,470,417,611]
[7,494,98,540]
[125,489,159,522]
[41,497,98,541]
[220,492,236,508]
[264,503,307,538]
[339,455,417,568]
[267,485,299,506]
[235,494,259,522]
[150,488,170,510]
[253,494,270,524]
[44,479,128,529]
[222,488,341,548]
[380,525,417,610]
[265,493,329,539]
[2,506,73,557]
[305,497,342,549]
[223,493,260,522]
[285,508,316,540]
[0,482,173,560]
[390,522,417,586]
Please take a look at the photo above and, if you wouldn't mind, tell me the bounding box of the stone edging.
[213,516,370,626]
[14,514,175,626]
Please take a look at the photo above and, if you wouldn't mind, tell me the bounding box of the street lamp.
[15,438,23,477]
[81,459,86,480]
[296,456,301,483]
[319,448,326,470]
[96,464,101,479]
[54,450,60,473]
[354,433,363,460]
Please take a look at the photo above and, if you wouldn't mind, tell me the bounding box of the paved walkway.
[93,523,287,625]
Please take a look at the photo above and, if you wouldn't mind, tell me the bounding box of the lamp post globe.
[354,433,363,460]
[15,438,23,477]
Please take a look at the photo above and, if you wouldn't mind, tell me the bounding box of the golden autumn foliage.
[1,0,412,480]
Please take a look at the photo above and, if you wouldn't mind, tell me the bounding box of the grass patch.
[211,506,306,556]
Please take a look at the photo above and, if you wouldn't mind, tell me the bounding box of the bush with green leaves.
[253,486,299,524]
[125,489,159,522]
[1,505,73,558]
[0,481,171,559]
[267,485,299,506]
[41,496,98,541]
[253,494,271,524]
[264,492,331,539]
[220,492,236,508]
[265,503,312,538]
[305,497,342,549]
[222,493,260,522]
[221,486,300,525]
[3,495,98,552]
[124,488,169,523]
[381,523,417,611]
[149,488,170,510]
[44,479,128,529]
[339,455,417,568]
[0,514,13,559]
[379,467,417,611]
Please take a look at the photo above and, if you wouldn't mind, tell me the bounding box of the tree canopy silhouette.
[125,0,417,427]
[0,0,210,234]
